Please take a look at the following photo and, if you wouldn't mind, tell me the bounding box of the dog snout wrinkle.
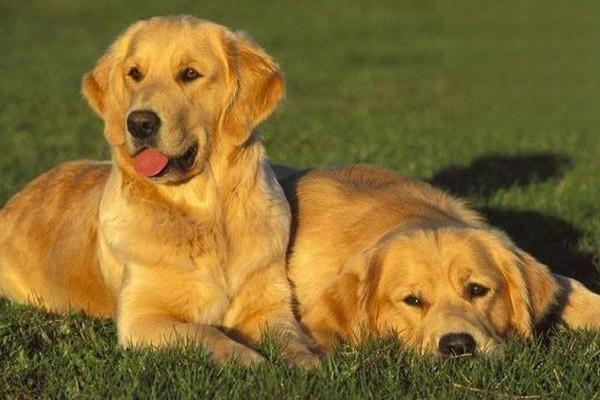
[127,110,161,139]
[438,333,476,356]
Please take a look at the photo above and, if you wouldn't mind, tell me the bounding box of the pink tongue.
[134,148,169,177]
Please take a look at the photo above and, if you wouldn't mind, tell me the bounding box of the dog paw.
[212,343,265,367]
[284,349,321,369]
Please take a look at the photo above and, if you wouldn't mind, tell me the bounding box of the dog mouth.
[133,143,198,179]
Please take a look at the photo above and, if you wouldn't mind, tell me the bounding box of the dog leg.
[117,315,264,366]
[553,274,600,329]
[224,262,319,368]
[117,274,263,366]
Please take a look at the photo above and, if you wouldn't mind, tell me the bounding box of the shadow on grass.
[431,153,573,197]
[430,152,599,287]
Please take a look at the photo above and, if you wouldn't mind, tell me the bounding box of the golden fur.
[0,16,317,367]
[276,164,600,355]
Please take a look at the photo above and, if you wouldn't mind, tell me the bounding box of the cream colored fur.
[275,164,600,354]
[0,16,316,367]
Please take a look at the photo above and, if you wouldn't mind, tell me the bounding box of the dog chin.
[477,341,504,357]
[147,165,203,185]
[418,340,502,357]
[426,341,503,358]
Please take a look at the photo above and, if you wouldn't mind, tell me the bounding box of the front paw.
[279,330,321,368]
[286,350,320,369]
[212,343,265,367]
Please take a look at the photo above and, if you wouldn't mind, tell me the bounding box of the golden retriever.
[0,16,317,367]
[276,164,600,355]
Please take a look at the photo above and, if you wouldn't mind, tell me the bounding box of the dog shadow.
[430,153,599,288]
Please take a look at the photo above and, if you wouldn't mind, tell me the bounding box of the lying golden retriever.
[276,164,600,355]
[0,16,317,366]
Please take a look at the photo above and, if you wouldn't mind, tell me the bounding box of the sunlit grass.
[1,0,600,397]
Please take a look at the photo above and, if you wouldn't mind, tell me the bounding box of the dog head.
[323,226,558,355]
[82,16,284,183]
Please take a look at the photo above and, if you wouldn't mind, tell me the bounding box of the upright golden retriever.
[0,16,317,366]
[277,164,600,355]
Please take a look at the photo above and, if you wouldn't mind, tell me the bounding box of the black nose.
[127,110,161,139]
[438,333,476,356]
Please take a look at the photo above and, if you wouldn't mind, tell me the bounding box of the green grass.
[2,0,600,398]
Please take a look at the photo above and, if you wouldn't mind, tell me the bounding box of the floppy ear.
[81,21,145,117]
[82,52,113,117]
[493,236,559,338]
[82,47,127,146]
[515,250,560,328]
[303,267,362,350]
[81,21,145,145]
[302,244,384,349]
[220,32,285,145]
[356,248,385,333]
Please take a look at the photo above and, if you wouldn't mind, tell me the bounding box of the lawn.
[1,0,600,398]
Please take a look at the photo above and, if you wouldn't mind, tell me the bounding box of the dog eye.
[467,283,490,299]
[179,67,202,83]
[127,67,142,82]
[403,295,422,307]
